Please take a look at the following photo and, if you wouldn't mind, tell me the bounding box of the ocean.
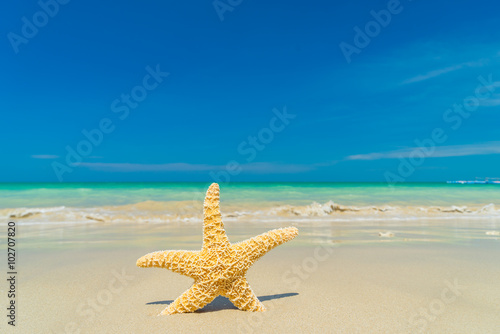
[2,182,500,225]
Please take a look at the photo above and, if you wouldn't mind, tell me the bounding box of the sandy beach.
[2,217,499,334]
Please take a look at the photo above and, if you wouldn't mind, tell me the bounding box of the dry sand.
[2,220,500,333]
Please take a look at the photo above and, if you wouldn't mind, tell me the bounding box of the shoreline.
[14,216,500,253]
[3,201,500,226]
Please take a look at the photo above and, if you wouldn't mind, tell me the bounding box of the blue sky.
[1,0,500,182]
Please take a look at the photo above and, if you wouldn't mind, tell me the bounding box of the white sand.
[2,221,500,333]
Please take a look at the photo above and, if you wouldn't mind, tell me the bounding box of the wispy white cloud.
[239,162,313,173]
[480,98,500,107]
[401,59,488,85]
[482,80,500,92]
[479,83,500,106]
[402,64,465,84]
[76,162,313,174]
[313,160,339,167]
[32,154,59,159]
[346,142,500,160]
[77,162,221,172]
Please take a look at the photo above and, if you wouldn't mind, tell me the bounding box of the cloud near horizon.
[76,162,314,174]
[31,155,59,159]
[346,142,500,161]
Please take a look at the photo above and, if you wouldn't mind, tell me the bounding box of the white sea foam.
[2,200,500,225]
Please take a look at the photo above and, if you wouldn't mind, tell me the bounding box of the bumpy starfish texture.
[136,183,299,315]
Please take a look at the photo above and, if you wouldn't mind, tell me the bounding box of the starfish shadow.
[146,292,299,313]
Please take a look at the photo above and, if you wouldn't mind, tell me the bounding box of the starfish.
[136,183,299,315]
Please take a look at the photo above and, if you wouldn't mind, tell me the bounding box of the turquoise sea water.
[1,182,500,209]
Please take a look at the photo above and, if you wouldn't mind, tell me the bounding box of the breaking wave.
[2,200,500,225]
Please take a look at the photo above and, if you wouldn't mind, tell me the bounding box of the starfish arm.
[223,277,265,312]
[232,227,299,267]
[136,250,200,278]
[160,282,218,315]
[202,183,229,250]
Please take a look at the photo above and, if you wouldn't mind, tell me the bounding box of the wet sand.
[2,220,500,333]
